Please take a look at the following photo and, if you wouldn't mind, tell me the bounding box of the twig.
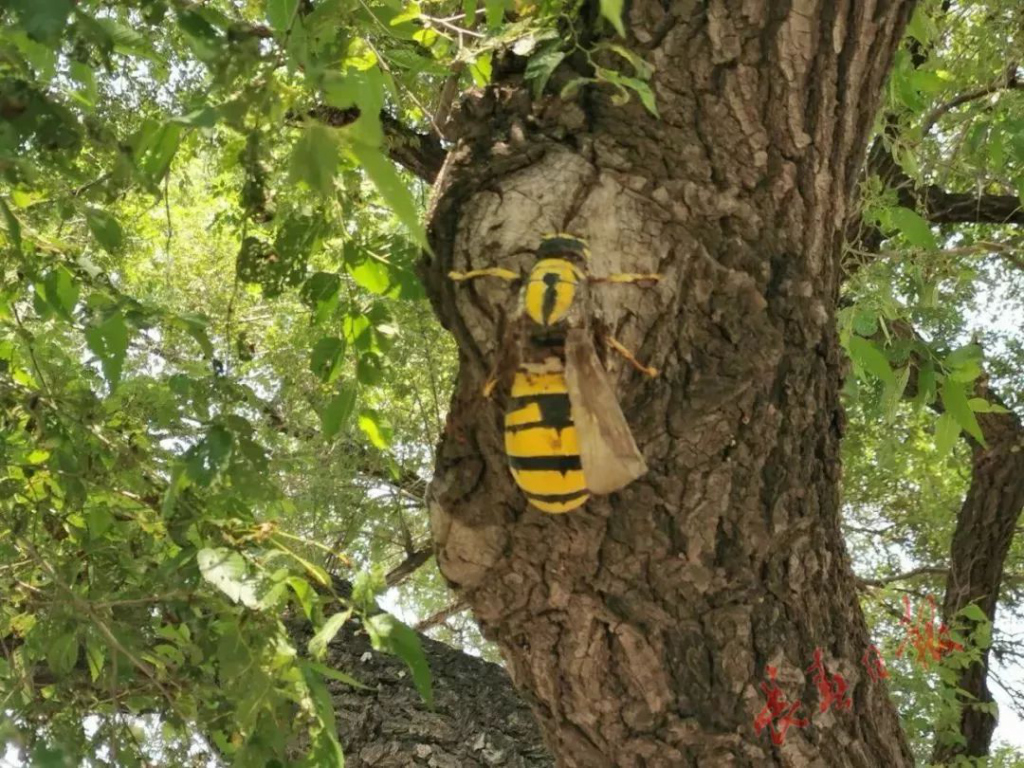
[860,566,948,589]
[415,599,468,631]
[920,65,1021,137]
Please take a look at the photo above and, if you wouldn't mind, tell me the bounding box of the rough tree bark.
[305,610,551,766]
[422,1,920,765]
[932,401,1024,763]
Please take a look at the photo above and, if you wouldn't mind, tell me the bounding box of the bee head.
[537,234,590,265]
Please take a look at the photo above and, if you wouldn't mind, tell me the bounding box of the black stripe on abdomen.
[505,393,572,430]
[508,455,582,472]
[525,489,590,504]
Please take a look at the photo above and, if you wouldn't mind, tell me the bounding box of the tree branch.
[859,566,948,589]
[385,547,433,587]
[920,65,1021,137]
[415,599,468,631]
[307,106,447,183]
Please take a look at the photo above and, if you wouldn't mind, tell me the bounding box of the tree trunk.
[422,2,920,765]
[312,615,552,766]
[933,403,1024,763]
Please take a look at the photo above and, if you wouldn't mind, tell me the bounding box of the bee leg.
[590,273,662,286]
[449,267,520,282]
[605,336,659,378]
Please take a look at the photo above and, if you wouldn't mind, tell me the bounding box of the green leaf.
[84,632,106,682]
[197,548,260,608]
[43,267,79,321]
[906,6,936,44]
[525,46,566,98]
[847,335,895,386]
[358,410,390,448]
[935,412,960,455]
[301,272,342,323]
[599,0,626,36]
[347,143,426,248]
[484,0,504,29]
[958,604,989,623]
[85,207,124,252]
[84,313,130,390]
[886,206,937,249]
[0,197,22,254]
[347,254,392,295]
[267,0,299,32]
[968,397,1008,414]
[287,576,315,619]
[9,0,73,45]
[945,344,984,382]
[883,365,910,422]
[914,361,936,407]
[299,664,346,767]
[946,343,983,368]
[310,337,346,383]
[390,2,422,26]
[175,312,214,358]
[86,506,114,539]
[365,613,433,707]
[137,123,183,184]
[941,379,986,446]
[290,125,339,196]
[47,631,79,678]
[469,53,492,87]
[625,78,658,117]
[320,385,357,440]
[305,660,370,690]
[185,425,234,485]
[352,568,387,613]
[309,610,352,658]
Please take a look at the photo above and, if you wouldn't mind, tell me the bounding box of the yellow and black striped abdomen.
[503,359,589,513]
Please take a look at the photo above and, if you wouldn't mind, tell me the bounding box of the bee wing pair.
[564,328,648,494]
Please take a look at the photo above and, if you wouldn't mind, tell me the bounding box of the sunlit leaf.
[309,610,352,658]
[885,206,937,250]
[941,379,986,447]
[358,409,391,448]
[197,548,260,608]
[599,0,626,36]
[847,335,895,386]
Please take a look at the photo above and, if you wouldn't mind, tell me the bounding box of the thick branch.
[932,394,1024,763]
[892,325,1024,761]
[307,106,446,183]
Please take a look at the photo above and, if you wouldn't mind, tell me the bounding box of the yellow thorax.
[522,234,589,327]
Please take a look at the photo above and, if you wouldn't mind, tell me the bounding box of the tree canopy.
[0,0,1022,765]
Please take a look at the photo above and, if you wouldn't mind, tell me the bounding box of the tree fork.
[423,1,920,765]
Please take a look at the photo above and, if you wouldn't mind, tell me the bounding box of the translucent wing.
[564,328,647,495]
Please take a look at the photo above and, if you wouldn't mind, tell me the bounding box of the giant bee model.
[449,234,659,513]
